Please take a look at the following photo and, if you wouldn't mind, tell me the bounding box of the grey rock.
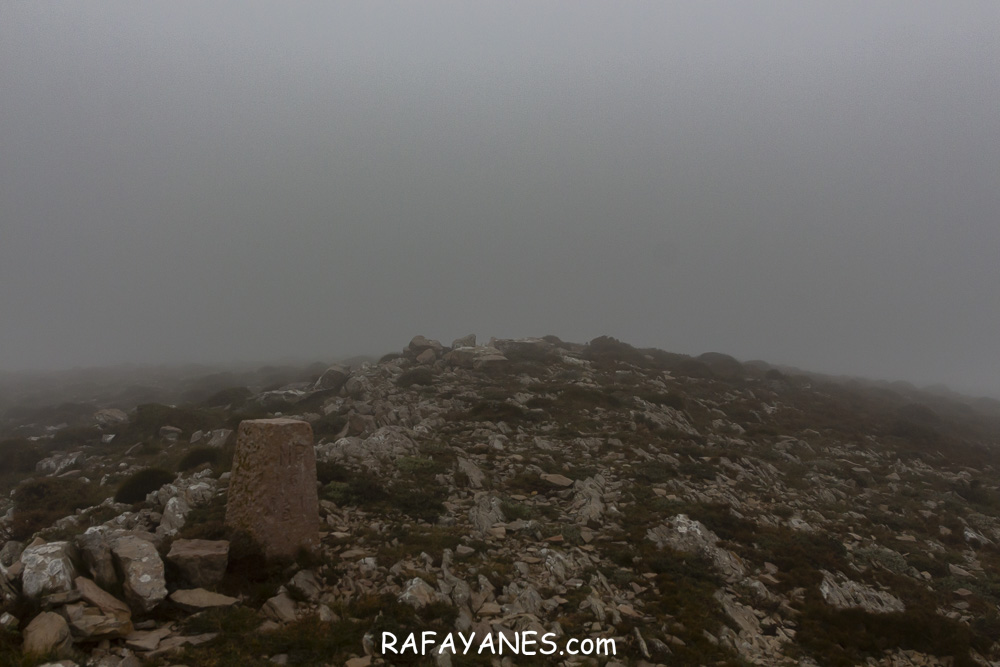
[111,536,168,614]
[21,542,79,601]
[166,539,229,588]
[288,570,323,602]
[819,571,905,613]
[451,334,476,348]
[0,540,24,568]
[469,494,505,535]
[316,364,351,392]
[263,592,298,624]
[76,529,118,591]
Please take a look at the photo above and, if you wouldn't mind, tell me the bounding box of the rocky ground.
[2,334,1000,666]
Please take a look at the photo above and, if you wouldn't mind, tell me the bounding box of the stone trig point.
[225,418,319,559]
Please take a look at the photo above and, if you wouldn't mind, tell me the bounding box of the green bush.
[177,446,219,472]
[114,467,175,504]
[312,413,347,441]
[10,477,105,540]
[796,596,978,666]
[0,438,43,473]
[316,460,350,485]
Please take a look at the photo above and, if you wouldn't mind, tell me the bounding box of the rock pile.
[0,333,999,666]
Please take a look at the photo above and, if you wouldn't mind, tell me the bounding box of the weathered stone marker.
[225,418,319,559]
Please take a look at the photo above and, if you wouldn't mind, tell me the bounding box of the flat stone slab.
[169,588,239,611]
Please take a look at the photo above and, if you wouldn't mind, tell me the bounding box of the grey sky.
[2,2,999,395]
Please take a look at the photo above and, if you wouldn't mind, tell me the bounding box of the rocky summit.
[1,334,1000,666]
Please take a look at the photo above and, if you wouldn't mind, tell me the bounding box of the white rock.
[20,542,78,601]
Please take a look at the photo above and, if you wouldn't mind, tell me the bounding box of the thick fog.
[1,2,999,395]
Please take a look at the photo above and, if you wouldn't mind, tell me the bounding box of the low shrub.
[796,595,978,666]
[50,425,102,449]
[132,403,218,437]
[114,467,175,504]
[316,460,350,485]
[10,477,105,540]
[177,446,219,472]
[0,438,43,474]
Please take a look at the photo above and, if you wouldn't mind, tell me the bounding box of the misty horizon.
[2,3,999,397]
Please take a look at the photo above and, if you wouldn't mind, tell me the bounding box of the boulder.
[20,542,78,601]
[111,536,168,614]
[263,592,298,624]
[155,496,191,538]
[570,475,606,523]
[225,419,319,559]
[451,334,476,348]
[63,599,133,639]
[94,408,129,426]
[406,336,444,357]
[75,576,131,617]
[166,539,229,588]
[443,346,507,369]
[206,428,233,448]
[819,571,905,613]
[647,515,746,583]
[456,458,485,489]
[159,426,182,441]
[23,611,72,657]
[288,570,322,602]
[491,337,555,361]
[317,426,418,473]
[399,577,446,609]
[0,540,24,568]
[36,451,85,476]
[469,495,505,535]
[76,529,118,591]
[415,348,437,365]
[315,364,351,392]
